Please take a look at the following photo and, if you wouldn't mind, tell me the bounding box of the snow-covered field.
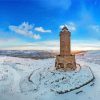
[0,50,100,100]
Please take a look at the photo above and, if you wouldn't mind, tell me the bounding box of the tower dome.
[62,26,68,31]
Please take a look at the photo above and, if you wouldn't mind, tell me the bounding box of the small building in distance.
[55,26,76,70]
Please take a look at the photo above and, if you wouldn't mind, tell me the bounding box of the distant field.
[0,50,97,60]
[0,50,57,59]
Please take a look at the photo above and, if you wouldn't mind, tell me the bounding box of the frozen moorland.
[0,50,100,100]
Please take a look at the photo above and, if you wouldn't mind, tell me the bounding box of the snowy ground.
[0,51,100,100]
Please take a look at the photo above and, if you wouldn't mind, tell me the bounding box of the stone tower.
[55,26,76,70]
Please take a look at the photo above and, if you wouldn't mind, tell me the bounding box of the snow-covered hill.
[0,50,57,59]
[0,50,100,100]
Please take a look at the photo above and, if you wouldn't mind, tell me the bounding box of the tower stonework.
[55,26,76,70]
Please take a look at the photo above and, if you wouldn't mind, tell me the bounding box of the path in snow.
[0,52,100,100]
[38,59,99,100]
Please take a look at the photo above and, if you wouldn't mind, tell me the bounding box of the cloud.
[0,38,26,49]
[72,40,100,51]
[22,40,100,51]
[90,25,100,33]
[9,22,41,40]
[60,22,76,31]
[1,39,100,51]
[0,40,59,50]
[34,27,51,33]
[0,38,17,44]
[32,34,41,39]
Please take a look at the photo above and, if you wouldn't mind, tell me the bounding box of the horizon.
[0,0,100,50]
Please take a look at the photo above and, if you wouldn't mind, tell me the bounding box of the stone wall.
[55,55,76,70]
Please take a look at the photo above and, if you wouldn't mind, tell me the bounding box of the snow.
[0,51,100,100]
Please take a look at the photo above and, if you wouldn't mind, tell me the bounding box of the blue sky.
[0,0,100,50]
